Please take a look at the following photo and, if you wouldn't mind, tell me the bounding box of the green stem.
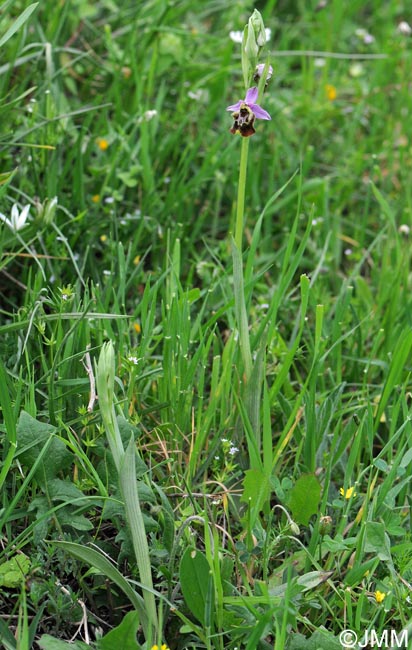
[234,137,250,250]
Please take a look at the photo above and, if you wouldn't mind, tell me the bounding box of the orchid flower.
[226,86,271,137]
[0,204,30,232]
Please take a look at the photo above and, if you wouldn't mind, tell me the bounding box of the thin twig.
[82,344,96,412]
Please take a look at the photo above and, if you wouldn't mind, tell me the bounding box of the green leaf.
[288,474,321,525]
[288,629,341,650]
[179,547,211,626]
[364,521,391,562]
[98,611,139,650]
[345,558,378,587]
[16,412,71,481]
[0,3,38,49]
[57,511,94,531]
[296,571,333,592]
[240,468,271,526]
[0,554,31,588]
[37,635,89,650]
[52,540,148,632]
[0,617,17,650]
[46,478,88,505]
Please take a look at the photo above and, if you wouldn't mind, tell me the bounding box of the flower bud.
[242,10,268,89]
[319,515,333,536]
[35,196,58,225]
[249,9,266,47]
[290,520,300,536]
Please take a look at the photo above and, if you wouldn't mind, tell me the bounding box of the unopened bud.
[290,520,300,536]
[319,515,333,536]
[35,196,58,225]
[249,9,266,47]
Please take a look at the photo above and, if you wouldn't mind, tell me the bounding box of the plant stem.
[234,137,250,251]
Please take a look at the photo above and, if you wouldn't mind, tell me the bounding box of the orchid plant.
[227,10,272,386]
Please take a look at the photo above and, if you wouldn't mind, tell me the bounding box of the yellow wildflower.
[133,255,141,265]
[375,590,386,604]
[325,84,337,101]
[96,138,109,151]
[100,235,107,243]
[151,645,170,650]
[133,322,141,334]
[92,194,100,203]
[340,486,356,499]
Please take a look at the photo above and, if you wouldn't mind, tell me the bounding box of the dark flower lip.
[230,108,256,137]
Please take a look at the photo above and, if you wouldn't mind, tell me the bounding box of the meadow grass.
[1,1,412,649]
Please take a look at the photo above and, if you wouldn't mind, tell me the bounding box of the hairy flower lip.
[226,86,271,120]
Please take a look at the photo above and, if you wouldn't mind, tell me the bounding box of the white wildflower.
[229,30,243,43]
[229,27,270,44]
[139,110,157,123]
[398,21,412,35]
[0,204,30,232]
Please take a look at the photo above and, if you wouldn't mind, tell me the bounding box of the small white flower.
[229,27,270,44]
[229,445,239,455]
[229,30,243,43]
[399,224,410,235]
[349,63,364,77]
[128,355,139,365]
[138,110,158,123]
[314,57,326,68]
[0,204,30,232]
[398,21,412,35]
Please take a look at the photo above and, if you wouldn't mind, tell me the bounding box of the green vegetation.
[1,1,412,648]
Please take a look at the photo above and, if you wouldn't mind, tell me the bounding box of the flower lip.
[226,86,271,121]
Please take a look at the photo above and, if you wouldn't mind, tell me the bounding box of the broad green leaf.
[98,611,139,650]
[288,630,341,650]
[296,571,333,591]
[16,412,71,481]
[46,478,88,505]
[57,511,94,531]
[288,474,321,525]
[37,635,88,650]
[364,521,391,562]
[0,554,31,588]
[179,547,211,626]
